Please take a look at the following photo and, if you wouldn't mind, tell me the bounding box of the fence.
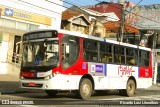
[7,52,22,68]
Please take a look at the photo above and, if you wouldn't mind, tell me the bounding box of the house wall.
[89,21,106,38]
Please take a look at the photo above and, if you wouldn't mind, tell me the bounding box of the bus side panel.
[136,78,152,89]
[137,67,152,88]
[87,62,109,89]
[106,64,139,89]
[139,51,152,78]
[59,36,88,75]
[136,51,152,88]
[139,67,152,78]
[87,63,139,90]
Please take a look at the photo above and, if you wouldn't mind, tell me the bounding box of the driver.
[36,45,47,61]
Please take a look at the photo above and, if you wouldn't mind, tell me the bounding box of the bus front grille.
[22,83,43,88]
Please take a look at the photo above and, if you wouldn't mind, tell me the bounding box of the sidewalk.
[0,74,43,94]
[146,83,160,90]
[0,74,25,94]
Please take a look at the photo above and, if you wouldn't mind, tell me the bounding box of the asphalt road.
[0,90,160,107]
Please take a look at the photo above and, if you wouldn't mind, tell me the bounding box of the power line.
[17,0,156,31]
[45,0,120,21]
[17,0,125,25]
[24,1,61,15]
[0,0,143,35]
[17,0,89,21]
[66,0,95,6]
[48,0,148,31]
[14,0,72,29]
[94,0,160,24]
[65,0,84,6]
[18,0,160,29]
[125,0,143,16]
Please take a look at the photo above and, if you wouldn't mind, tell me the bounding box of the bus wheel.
[45,90,58,96]
[78,78,92,100]
[119,79,135,96]
[126,79,135,97]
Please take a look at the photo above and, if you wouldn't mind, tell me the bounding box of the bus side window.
[91,42,98,61]
[126,48,137,66]
[145,52,150,66]
[100,43,112,63]
[62,35,80,69]
[119,47,125,64]
[62,44,70,69]
[114,46,120,64]
[83,40,90,61]
[83,39,98,62]
[139,50,149,67]
[132,50,138,65]
[100,43,106,63]
[106,44,112,63]
[113,46,117,63]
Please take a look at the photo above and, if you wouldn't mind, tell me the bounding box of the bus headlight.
[44,74,52,80]
[20,76,24,80]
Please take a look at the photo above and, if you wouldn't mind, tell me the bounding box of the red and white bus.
[19,29,152,99]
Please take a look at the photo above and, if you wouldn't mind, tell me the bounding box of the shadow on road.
[0,81,121,100]
[1,81,160,100]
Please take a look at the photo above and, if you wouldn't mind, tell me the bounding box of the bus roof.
[24,29,151,51]
[59,29,151,51]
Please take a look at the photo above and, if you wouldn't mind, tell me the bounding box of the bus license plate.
[28,82,36,86]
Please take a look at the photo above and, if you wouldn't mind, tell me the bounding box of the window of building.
[0,18,4,26]
[17,22,28,30]
[5,19,16,28]
[29,24,39,31]
[0,18,39,31]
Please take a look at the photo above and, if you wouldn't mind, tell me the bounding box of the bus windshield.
[22,40,59,67]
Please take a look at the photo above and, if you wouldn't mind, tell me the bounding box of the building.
[61,9,90,35]
[87,1,139,41]
[0,0,63,74]
[61,5,119,38]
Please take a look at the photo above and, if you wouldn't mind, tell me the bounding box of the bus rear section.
[19,29,152,100]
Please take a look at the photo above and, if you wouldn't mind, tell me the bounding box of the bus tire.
[119,79,135,97]
[126,79,135,97]
[45,90,58,96]
[78,78,92,100]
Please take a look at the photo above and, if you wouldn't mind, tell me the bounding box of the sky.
[64,0,160,8]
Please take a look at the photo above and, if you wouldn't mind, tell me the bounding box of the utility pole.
[92,20,97,36]
[118,0,126,42]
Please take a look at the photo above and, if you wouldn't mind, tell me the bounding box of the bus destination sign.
[23,31,57,41]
